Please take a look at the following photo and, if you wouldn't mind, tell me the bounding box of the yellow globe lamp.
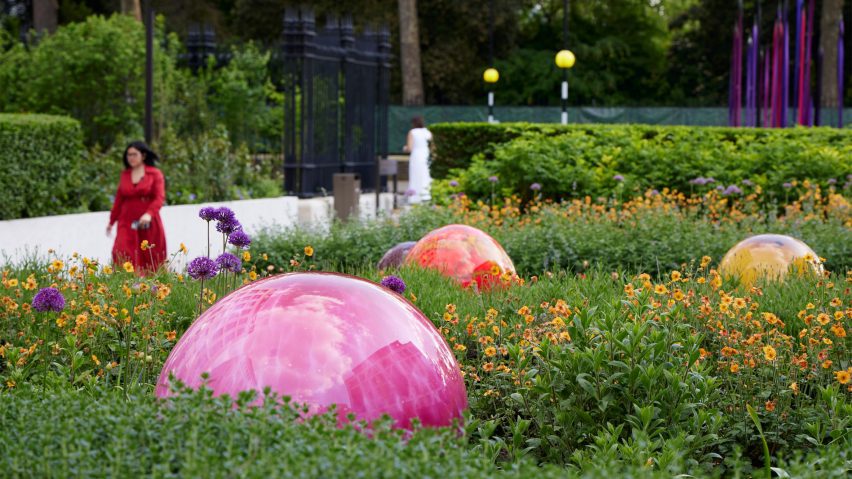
[483,68,500,84]
[718,234,824,288]
[555,50,575,69]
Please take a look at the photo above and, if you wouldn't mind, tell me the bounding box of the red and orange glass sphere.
[405,224,515,290]
[156,273,468,429]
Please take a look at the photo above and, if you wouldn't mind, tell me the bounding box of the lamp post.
[483,67,499,123]
[555,0,575,125]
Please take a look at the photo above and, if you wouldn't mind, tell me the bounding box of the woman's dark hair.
[123,141,159,168]
[411,116,425,129]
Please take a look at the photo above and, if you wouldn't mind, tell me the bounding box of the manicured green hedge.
[0,114,87,220]
[430,123,852,202]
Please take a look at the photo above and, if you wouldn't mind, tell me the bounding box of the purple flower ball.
[530,183,542,191]
[380,275,406,295]
[741,179,754,186]
[215,207,236,223]
[31,287,65,312]
[827,178,837,185]
[715,185,725,191]
[689,177,707,186]
[488,176,499,183]
[449,180,459,187]
[199,207,218,221]
[405,188,417,197]
[613,174,624,182]
[228,230,252,248]
[722,185,742,196]
[216,219,241,235]
[783,182,793,189]
[215,253,242,273]
[187,256,219,280]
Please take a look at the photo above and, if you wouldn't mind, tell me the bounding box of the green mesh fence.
[389,105,851,153]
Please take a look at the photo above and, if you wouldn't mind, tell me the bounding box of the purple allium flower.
[189,193,197,201]
[783,182,793,189]
[741,179,754,186]
[827,178,837,184]
[689,177,705,185]
[187,256,219,280]
[405,188,417,197]
[380,275,406,294]
[216,219,241,235]
[715,185,725,191]
[199,207,218,221]
[228,230,251,248]
[613,174,624,182]
[31,287,65,312]
[722,185,742,195]
[650,189,660,196]
[705,177,716,184]
[215,253,242,273]
[488,175,499,183]
[215,207,236,223]
[449,180,459,187]
[530,183,542,191]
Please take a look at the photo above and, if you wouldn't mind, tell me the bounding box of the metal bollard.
[333,173,360,222]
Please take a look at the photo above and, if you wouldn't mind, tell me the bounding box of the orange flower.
[140,240,149,251]
[482,362,495,372]
[762,345,777,362]
[822,360,833,369]
[304,245,314,257]
[484,346,496,357]
[817,313,831,325]
[790,382,799,395]
[765,400,776,412]
[834,370,851,385]
[730,362,740,373]
[654,284,668,295]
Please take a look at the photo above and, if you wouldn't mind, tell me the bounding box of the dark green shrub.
[430,123,852,202]
[0,15,180,147]
[0,114,87,219]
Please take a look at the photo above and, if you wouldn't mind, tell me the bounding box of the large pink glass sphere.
[156,273,468,429]
[405,224,515,290]
[719,234,824,287]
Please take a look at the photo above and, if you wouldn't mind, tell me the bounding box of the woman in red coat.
[106,141,167,273]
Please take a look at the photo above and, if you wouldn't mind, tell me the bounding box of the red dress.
[109,165,167,272]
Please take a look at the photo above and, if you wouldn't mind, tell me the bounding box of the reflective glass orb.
[156,273,468,429]
[719,234,823,287]
[377,241,417,271]
[405,224,515,290]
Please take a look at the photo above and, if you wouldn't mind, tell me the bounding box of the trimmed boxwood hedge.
[430,122,851,202]
[0,114,87,220]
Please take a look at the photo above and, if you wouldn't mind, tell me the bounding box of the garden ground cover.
[0,190,849,478]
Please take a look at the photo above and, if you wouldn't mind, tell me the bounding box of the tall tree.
[398,0,424,105]
[32,0,58,33]
[121,0,141,21]
[819,0,844,107]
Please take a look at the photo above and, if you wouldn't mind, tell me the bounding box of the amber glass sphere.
[719,234,823,287]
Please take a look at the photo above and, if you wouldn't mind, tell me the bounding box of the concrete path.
[0,192,398,268]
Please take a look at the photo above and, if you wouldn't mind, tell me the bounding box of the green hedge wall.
[430,123,852,202]
[0,114,87,220]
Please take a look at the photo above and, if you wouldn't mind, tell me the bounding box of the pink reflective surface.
[156,273,468,429]
[405,224,515,290]
[719,234,823,287]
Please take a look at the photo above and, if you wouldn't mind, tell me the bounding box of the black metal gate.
[281,7,390,198]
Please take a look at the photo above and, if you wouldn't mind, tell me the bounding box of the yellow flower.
[830,324,846,338]
[790,382,799,395]
[822,360,833,369]
[834,370,851,385]
[817,313,831,325]
[830,297,842,307]
[242,251,251,262]
[700,256,712,268]
[6,278,18,287]
[304,245,314,257]
[624,283,635,297]
[91,354,100,366]
[180,243,188,254]
[654,284,668,295]
[670,271,681,282]
[482,362,495,372]
[123,262,134,273]
[762,345,777,362]
[103,265,113,275]
[50,260,64,271]
[453,343,467,352]
[248,271,257,281]
[140,240,149,251]
[730,362,739,373]
[484,346,497,357]
[673,289,685,301]
[166,331,177,341]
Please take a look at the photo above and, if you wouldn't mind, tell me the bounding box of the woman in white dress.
[403,116,433,204]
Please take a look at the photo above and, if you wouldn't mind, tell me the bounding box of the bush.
[0,114,87,220]
[430,123,852,202]
[0,15,180,147]
[253,189,852,276]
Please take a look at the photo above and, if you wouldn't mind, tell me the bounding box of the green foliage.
[0,14,180,147]
[154,128,282,205]
[430,123,852,201]
[252,193,852,276]
[0,114,88,220]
